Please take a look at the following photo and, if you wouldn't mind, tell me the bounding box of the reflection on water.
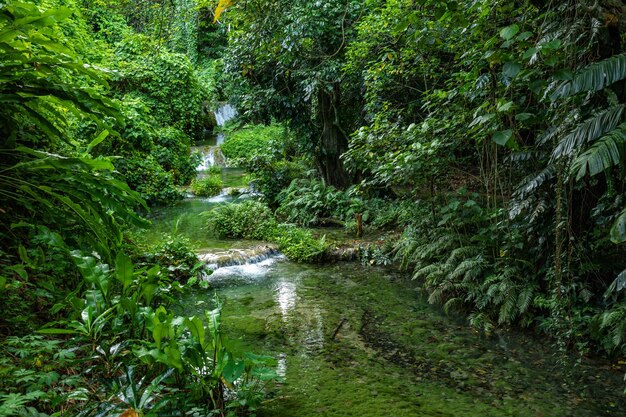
[276,353,287,378]
[275,278,297,321]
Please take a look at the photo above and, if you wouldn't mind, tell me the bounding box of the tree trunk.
[317,83,351,188]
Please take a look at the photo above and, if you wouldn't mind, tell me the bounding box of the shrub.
[206,200,277,240]
[115,155,183,206]
[273,224,328,263]
[276,178,353,226]
[204,201,328,262]
[246,158,307,207]
[191,175,223,197]
[143,235,202,283]
[220,123,286,163]
[153,127,198,186]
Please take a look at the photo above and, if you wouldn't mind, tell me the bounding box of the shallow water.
[135,186,252,247]
[180,258,626,417]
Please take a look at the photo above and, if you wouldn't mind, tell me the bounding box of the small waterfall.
[192,103,237,171]
[198,245,284,281]
[194,145,226,171]
[199,245,280,269]
[214,103,237,127]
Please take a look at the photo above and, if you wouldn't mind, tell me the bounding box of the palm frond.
[549,53,626,100]
[571,123,626,180]
[552,104,625,160]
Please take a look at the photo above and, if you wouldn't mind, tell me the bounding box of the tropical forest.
[4,0,626,415]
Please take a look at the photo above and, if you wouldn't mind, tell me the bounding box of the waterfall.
[197,245,285,281]
[194,145,226,171]
[214,103,237,127]
[192,103,237,171]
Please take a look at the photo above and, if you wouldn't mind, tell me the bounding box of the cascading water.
[198,245,285,281]
[214,103,237,127]
[193,103,237,171]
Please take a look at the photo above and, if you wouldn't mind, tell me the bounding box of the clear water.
[178,258,626,416]
[142,195,626,416]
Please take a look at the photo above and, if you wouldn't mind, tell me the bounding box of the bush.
[276,178,353,226]
[191,175,223,197]
[220,123,287,163]
[206,200,277,240]
[153,127,198,186]
[143,235,202,283]
[246,158,307,207]
[205,201,328,262]
[115,155,183,206]
[273,224,328,263]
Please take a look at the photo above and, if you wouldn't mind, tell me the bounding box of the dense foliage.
[0,1,272,416]
[217,0,626,362]
[5,0,626,413]
[205,200,329,262]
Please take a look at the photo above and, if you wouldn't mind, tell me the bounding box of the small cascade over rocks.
[194,145,226,170]
[198,245,285,281]
[199,245,280,269]
[193,103,237,171]
[214,103,237,127]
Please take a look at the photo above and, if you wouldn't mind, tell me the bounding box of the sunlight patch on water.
[276,353,287,378]
[275,278,297,321]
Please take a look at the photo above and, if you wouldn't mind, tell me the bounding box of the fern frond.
[499,294,517,324]
[413,263,445,281]
[529,198,549,223]
[552,104,625,160]
[571,123,626,180]
[517,285,534,314]
[445,246,482,265]
[513,165,555,201]
[550,53,626,100]
[420,234,456,259]
[443,297,462,314]
[449,257,485,281]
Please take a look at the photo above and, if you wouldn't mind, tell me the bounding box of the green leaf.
[499,24,519,40]
[503,62,521,78]
[36,328,80,335]
[550,53,626,100]
[222,360,245,384]
[611,209,626,243]
[496,101,514,113]
[184,316,206,348]
[115,252,134,290]
[492,130,513,146]
[552,105,625,160]
[18,245,30,264]
[571,123,626,180]
[523,47,538,60]
[515,113,533,121]
[86,130,109,154]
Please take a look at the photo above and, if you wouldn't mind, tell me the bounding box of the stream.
[138,194,626,417]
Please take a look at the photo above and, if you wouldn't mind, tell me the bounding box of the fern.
[571,123,626,180]
[412,263,445,281]
[445,246,482,265]
[549,53,626,100]
[513,165,555,201]
[448,256,485,281]
[551,104,625,160]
